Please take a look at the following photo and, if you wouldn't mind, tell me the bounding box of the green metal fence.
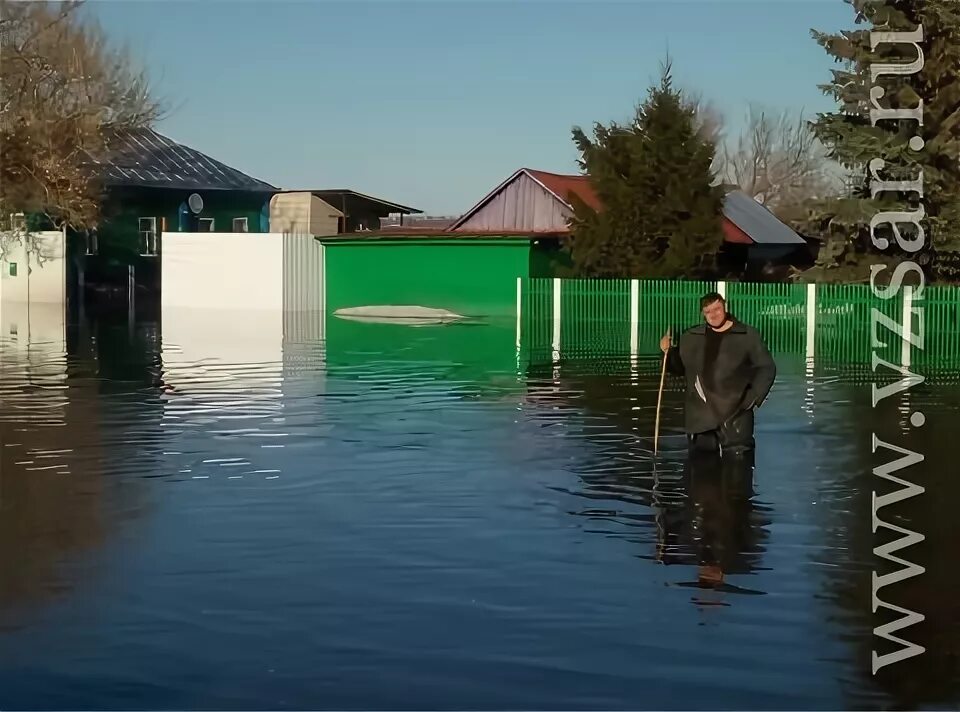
[523,278,555,357]
[520,277,960,366]
[726,281,807,355]
[916,285,960,367]
[636,279,718,357]
[560,279,631,358]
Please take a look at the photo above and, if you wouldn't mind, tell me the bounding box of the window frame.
[85,228,99,256]
[138,217,158,256]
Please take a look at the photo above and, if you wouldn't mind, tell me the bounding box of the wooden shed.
[269,192,344,236]
[275,189,422,233]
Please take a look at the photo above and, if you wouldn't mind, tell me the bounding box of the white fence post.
[552,278,562,358]
[806,282,816,364]
[901,285,913,368]
[516,277,522,351]
[630,279,639,357]
[716,280,726,300]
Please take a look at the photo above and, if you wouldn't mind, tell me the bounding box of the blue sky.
[87,1,854,215]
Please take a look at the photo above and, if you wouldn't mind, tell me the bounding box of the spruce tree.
[568,62,725,279]
[809,0,960,280]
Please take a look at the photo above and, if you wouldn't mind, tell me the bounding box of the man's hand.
[659,329,672,353]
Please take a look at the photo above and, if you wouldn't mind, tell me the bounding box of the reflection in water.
[158,307,288,483]
[808,372,960,710]
[664,453,767,599]
[0,302,75,617]
[523,358,772,604]
[521,351,958,710]
[0,307,155,624]
[0,310,957,710]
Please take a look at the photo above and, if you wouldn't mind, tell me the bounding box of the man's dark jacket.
[665,319,776,434]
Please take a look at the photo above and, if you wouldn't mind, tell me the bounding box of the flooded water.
[1,307,958,710]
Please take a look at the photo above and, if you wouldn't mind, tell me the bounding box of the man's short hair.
[700,291,726,309]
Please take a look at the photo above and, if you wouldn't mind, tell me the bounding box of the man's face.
[702,299,726,328]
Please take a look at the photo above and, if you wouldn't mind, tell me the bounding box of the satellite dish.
[187,193,204,214]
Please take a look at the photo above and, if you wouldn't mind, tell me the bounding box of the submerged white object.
[333,305,467,326]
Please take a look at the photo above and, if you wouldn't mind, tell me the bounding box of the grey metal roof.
[90,128,277,192]
[722,190,806,245]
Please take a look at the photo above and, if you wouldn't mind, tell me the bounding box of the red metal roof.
[448,167,799,246]
[721,218,754,245]
[316,230,566,242]
[525,169,602,212]
[525,172,800,246]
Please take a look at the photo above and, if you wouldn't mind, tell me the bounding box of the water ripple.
[0,315,957,710]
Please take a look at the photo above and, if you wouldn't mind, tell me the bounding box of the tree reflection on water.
[0,310,158,625]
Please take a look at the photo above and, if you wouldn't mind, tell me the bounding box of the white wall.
[160,231,284,401]
[159,231,325,403]
[0,231,65,353]
[161,231,284,310]
[161,230,324,340]
[0,230,65,304]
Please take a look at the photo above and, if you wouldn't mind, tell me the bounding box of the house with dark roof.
[76,128,280,297]
[716,189,815,279]
[73,128,423,300]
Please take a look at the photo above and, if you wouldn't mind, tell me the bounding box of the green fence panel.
[918,285,960,370]
[560,278,632,358]
[519,278,960,366]
[726,281,807,354]
[636,279,717,355]
[523,278,555,358]
[817,284,902,366]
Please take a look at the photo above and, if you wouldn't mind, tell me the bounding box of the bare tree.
[0,0,163,230]
[683,89,725,147]
[718,105,842,211]
[0,227,62,269]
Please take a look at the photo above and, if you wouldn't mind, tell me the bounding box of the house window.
[85,229,99,256]
[9,213,25,231]
[198,218,215,232]
[9,262,17,277]
[232,217,249,233]
[139,217,158,256]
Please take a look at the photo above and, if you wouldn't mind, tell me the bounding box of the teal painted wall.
[76,186,273,290]
[97,187,271,262]
[322,239,533,318]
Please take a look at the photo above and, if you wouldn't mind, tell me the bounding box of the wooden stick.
[654,345,669,455]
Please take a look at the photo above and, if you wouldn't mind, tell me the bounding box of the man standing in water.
[659,292,776,456]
